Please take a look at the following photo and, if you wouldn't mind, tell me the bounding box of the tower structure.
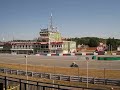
[39,14,63,54]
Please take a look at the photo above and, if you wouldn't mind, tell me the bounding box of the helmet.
[73,62,76,64]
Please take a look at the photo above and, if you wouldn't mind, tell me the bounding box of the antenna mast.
[50,13,53,30]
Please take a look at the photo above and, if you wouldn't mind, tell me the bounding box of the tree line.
[66,37,120,50]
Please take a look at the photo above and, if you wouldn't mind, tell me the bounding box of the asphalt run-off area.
[0,54,120,70]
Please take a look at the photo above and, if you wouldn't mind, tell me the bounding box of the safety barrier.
[36,53,97,56]
[34,52,120,56]
[0,68,120,86]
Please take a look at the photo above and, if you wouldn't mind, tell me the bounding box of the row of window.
[12,45,49,49]
[40,34,49,36]
[34,45,48,48]
[41,45,48,48]
[12,44,62,49]
[51,45,62,48]
[12,45,32,48]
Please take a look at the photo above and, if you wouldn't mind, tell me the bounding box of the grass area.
[0,63,120,79]
[0,63,120,89]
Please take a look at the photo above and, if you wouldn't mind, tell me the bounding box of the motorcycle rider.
[70,62,78,67]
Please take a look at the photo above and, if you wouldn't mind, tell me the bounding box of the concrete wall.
[62,41,76,53]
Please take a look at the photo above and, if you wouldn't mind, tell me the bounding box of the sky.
[0,0,120,41]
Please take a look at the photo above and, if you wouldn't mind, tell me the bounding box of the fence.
[0,75,106,90]
[0,67,120,87]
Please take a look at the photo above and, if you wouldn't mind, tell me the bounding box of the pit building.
[10,14,76,54]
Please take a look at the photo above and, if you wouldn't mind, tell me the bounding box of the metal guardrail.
[0,68,120,87]
[0,75,106,90]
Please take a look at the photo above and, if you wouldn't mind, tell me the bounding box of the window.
[46,45,48,48]
[44,51,48,53]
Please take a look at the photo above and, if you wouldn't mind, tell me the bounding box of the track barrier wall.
[0,75,106,90]
[35,52,120,57]
[37,53,98,56]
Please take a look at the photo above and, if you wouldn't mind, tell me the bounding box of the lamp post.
[53,65,55,89]
[86,57,89,88]
[25,55,28,90]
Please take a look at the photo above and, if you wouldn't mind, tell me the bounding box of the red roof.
[50,42,63,44]
[77,47,96,51]
[11,41,63,45]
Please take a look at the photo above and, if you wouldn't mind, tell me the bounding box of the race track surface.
[0,54,120,69]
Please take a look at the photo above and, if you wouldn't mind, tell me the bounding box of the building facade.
[10,30,76,54]
[38,28,63,54]
[4,14,76,54]
[11,42,34,54]
[62,41,76,53]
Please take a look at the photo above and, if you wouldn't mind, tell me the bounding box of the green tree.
[106,37,117,50]
[88,37,99,47]
[116,39,120,47]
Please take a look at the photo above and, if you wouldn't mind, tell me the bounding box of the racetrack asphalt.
[0,54,120,69]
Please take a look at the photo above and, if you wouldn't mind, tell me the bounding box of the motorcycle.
[70,62,78,67]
